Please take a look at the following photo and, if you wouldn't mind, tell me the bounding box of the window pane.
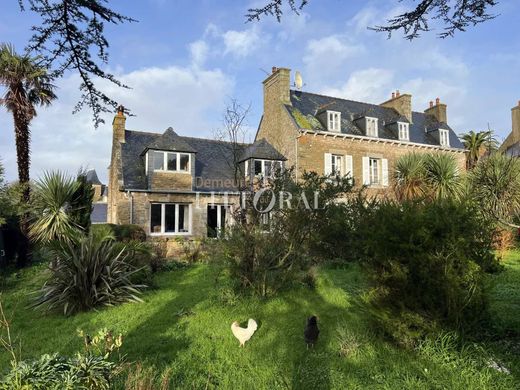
[167,153,177,171]
[151,204,162,233]
[220,206,226,230]
[178,205,189,232]
[179,154,190,171]
[165,204,176,233]
[254,160,263,175]
[265,161,272,177]
[152,151,164,170]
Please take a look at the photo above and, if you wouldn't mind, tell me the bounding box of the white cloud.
[0,64,234,183]
[322,68,394,103]
[189,40,209,66]
[222,26,264,58]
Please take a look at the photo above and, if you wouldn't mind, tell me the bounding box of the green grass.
[1,253,519,389]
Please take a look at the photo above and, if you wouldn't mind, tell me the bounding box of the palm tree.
[0,43,56,266]
[470,153,520,228]
[424,153,462,200]
[393,153,426,201]
[459,130,498,170]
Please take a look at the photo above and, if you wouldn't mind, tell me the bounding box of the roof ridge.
[181,135,251,146]
[291,90,429,116]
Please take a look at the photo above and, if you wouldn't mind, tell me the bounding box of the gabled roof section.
[238,138,287,162]
[287,90,464,149]
[141,127,197,155]
[85,169,102,185]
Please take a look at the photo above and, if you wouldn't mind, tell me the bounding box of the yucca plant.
[32,229,145,315]
[393,153,426,201]
[29,171,82,245]
[469,153,520,228]
[423,153,462,200]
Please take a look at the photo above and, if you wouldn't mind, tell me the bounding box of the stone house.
[256,67,466,196]
[499,101,520,157]
[107,107,285,247]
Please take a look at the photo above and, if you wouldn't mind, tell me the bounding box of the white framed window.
[369,158,380,185]
[331,154,342,175]
[398,122,409,141]
[366,117,378,137]
[207,204,230,238]
[327,111,341,132]
[362,157,388,187]
[150,203,191,235]
[147,151,191,174]
[253,159,282,179]
[439,129,450,147]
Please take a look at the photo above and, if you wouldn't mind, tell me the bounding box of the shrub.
[357,198,499,346]
[176,237,207,263]
[0,328,123,390]
[31,229,146,315]
[69,170,95,235]
[91,223,147,243]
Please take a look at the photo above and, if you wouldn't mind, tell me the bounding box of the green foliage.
[216,169,354,296]
[357,198,499,346]
[0,328,122,390]
[69,171,95,235]
[394,153,462,201]
[91,223,147,243]
[175,237,207,263]
[469,153,520,228]
[31,229,146,315]
[29,171,83,245]
[459,130,498,169]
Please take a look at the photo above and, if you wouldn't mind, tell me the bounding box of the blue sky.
[1,0,519,183]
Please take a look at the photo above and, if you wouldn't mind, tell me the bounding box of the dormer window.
[366,117,378,137]
[327,111,341,132]
[398,122,409,141]
[147,150,191,173]
[439,129,450,147]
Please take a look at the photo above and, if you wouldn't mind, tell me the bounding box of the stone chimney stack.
[380,90,412,123]
[511,100,520,143]
[112,105,126,143]
[263,67,291,110]
[424,97,448,124]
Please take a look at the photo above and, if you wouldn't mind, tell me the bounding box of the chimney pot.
[518,100,520,107]
[436,97,440,105]
[391,92,396,99]
[429,100,434,108]
[272,66,277,74]
[396,90,400,97]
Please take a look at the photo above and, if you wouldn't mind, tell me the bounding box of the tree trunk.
[13,109,32,267]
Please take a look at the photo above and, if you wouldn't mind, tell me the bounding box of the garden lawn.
[1,253,519,389]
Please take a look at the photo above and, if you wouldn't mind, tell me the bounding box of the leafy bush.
[31,229,146,315]
[69,170,95,234]
[1,329,123,390]
[357,199,499,346]
[176,237,207,263]
[92,223,146,242]
[215,170,353,297]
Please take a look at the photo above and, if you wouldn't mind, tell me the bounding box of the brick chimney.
[424,97,447,124]
[112,105,126,143]
[511,100,520,143]
[263,67,291,109]
[380,90,412,123]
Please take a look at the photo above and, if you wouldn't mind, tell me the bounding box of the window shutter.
[324,153,332,175]
[344,155,353,178]
[382,158,389,186]
[362,156,370,185]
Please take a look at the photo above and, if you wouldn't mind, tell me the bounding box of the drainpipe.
[127,190,133,224]
[295,133,303,181]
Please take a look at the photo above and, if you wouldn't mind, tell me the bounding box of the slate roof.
[85,169,102,185]
[120,129,283,192]
[287,90,464,149]
[91,203,107,224]
[141,127,196,154]
[238,138,287,162]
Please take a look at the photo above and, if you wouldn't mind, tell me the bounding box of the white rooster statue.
[231,319,258,347]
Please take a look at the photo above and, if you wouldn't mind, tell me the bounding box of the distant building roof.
[91,203,107,224]
[85,169,102,185]
[286,90,464,149]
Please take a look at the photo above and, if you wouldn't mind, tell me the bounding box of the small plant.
[31,229,146,315]
[123,363,171,390]
[176,237,206,263]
